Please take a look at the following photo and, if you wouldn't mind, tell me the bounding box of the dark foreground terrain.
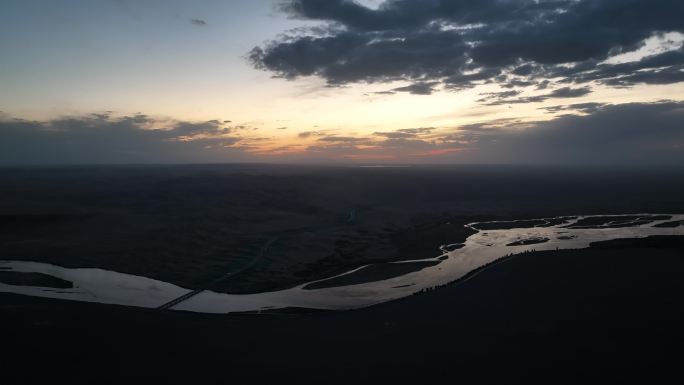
[1,164,683,293]
[2,165,683,384]
[3,236,684,385]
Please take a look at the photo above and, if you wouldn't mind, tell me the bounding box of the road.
[156,237,277,310]
[157,208,357,311]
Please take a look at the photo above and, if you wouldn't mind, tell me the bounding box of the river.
[1,214,683,314]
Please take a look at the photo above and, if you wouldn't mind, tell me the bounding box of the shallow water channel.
[1,214,683,314]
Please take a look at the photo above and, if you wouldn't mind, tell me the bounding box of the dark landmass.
[538,216,577,227]
[303,260,441,290]
[563,214,672,229]
[1,165,682,294]
[590,235,684,249]
[506,237,550,246]
[471,216,580,230]
[0,213,91,230]
[0,271,73,289]
[471,219,548,230]
[390,221,475,261]
[440,243,464,252]
[238,307,332,315]
[3,236,684,385]
[655,220,684,228]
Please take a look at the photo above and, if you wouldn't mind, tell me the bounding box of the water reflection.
[1,214,683,313]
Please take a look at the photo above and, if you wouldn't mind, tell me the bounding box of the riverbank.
[302,260,441,290]
[4,237,684,384]
[3,165,683,294]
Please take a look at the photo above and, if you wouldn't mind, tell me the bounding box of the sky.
[0,0,683,165]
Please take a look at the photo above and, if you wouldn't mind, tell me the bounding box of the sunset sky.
[1,0,683,164]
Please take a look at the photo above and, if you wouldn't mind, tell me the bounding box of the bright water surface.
[1,214,682,313]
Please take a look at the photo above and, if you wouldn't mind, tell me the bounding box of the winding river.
[1,214,683,314]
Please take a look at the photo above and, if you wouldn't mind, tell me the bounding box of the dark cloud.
[284,102,684,164]
[602,64,684,87]
[555,47,684,86]
[252,0,684,98]
[542,103,608,114]
[548,87,593,98]
[298,130,324,138]
[374,131,416,139]
[476,90,523,103]
[250,29,471,84]
[191,19,207,26]
[397,127,434,135]
[374,127,435,139]
[484,87,593,105]
[2,103,682,165]
[279,0,571,33]
[317,135,371,144]
[390,82,439,95]
[0,114,253,165]
[456,118,525,133]
[172,120,228,138]
[456,101,684,164]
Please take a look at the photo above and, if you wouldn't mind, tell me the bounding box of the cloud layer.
[294,101,684,164]
[251,0,684,97]
[1,102,682,165]
[464,101,684,164]
[0,114,254,165]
